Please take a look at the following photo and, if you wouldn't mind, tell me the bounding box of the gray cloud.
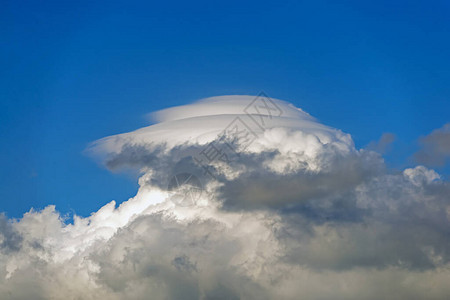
[1,96,450,299]
[0,214,22,253]
[366,132,396,154]
[414,123,450,167]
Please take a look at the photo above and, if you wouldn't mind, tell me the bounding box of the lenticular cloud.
[1,95,450,300]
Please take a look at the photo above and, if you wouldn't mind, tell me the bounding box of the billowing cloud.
[414,123,450,167]
[1,95,450,299]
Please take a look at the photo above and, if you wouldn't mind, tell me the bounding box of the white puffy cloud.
[1,95,450,299]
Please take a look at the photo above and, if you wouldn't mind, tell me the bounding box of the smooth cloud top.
[91,95,351,156]
[90,95,365,209]
[150,95,315,122]
[1,95,450,300]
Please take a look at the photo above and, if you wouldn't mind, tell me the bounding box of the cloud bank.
[1,95,450,299]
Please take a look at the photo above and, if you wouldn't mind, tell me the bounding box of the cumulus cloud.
[414,123,450,167]
[1,95,450,299]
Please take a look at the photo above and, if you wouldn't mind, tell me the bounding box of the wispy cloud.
[414,123,450,167]
[366,132,396,154]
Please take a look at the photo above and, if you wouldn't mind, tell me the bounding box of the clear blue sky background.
[1,0,449,218]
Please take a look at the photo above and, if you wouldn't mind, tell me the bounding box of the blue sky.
[1,0,449,218]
